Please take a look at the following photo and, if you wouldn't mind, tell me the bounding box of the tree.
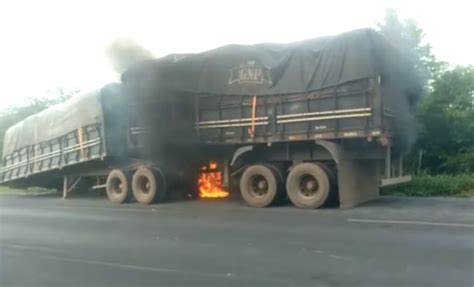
[417,66,474,173]
[377,10,473,175]
[377,9,446,87]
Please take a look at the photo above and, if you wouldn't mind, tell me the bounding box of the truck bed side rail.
[1,123,105,183]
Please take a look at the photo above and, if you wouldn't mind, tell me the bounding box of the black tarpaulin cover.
[3,29,421,158]
[122,28,418,97]
[122,28,421,152]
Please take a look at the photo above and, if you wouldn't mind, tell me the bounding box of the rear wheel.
[286,162,331,209]
[132,166,166,204]
[265,164,287,203]
[240,164,282,207]
[106,169,132,204]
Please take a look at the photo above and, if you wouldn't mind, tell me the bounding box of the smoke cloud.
[106,38,154,74]
[382,57,423,154]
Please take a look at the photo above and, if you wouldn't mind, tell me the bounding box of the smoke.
[106,38,154,74]
[382,55,423,155]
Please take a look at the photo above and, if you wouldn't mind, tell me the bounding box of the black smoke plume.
[106,38,154,74]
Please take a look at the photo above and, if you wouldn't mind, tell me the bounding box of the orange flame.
[198,163,229,198]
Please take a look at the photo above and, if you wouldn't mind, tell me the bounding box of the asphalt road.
[1,192,473,287]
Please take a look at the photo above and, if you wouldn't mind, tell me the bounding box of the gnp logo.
[228,61,272,85]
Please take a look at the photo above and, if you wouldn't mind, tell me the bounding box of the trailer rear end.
[181,29,421,208]
[118,28,421,208]
[194,78,413,208]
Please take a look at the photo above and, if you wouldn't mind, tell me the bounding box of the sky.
[0,0,472,108]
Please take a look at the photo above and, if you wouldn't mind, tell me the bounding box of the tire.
[132,166,166,204]
[106,169,132,204]
[286,162,331,209]
[317,163,338,205]
[265,164,287,203]
[240,164,282,208]
[265,164,285,184]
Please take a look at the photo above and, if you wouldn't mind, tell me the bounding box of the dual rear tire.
[106,166,166,204]
[106,169,132,204]
[239,164,284,208]
[286,163,332,209]
[240,162,334,209]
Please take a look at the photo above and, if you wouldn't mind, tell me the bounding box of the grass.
[381,174,474,198]
[0,185,12,192]
[0,185,57,193]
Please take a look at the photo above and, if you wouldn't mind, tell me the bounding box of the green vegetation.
[378,10,473,176]
[382,174,474,198]
[377,10,473,197]
[416,67,474,174]
[0,185,57,193]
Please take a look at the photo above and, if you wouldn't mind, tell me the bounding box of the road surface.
[1,193,473,287]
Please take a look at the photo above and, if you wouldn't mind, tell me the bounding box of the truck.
[0,29,421,208]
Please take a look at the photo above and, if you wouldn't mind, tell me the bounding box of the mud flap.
[315,140,380,208]
[337,159,380,209]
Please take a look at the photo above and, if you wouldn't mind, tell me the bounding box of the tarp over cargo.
[2,90,103,156]
[122,28,422,152]
[122,28,420,97]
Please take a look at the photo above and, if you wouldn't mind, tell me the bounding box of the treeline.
[378,9,473,175]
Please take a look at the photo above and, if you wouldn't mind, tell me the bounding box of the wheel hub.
[250,175,269,197]
[257,180,267,190]
[305,181,315,190]
[111,178,124,194]
[138,176,151,194]
[299,174,319,197]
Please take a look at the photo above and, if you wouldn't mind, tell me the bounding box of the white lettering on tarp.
[228,61,272,85]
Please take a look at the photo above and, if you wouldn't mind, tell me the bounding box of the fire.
[198,162,229,198]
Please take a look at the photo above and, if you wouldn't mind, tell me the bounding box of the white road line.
[0,243,58,253]
[348,218,474,228]
[48,205,157,213]
[4,251,233,279]
[328,254,352,261]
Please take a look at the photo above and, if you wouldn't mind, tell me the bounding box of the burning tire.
[106,169,132,204]
[286,162,331,209]
[240,164,283,208]
[132,166,166,204]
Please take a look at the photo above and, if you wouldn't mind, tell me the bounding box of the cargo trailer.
[0,83,195,203]
[121,28,421,208]
[1,29,420,208]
